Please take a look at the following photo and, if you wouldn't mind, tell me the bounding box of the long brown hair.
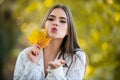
[41,4,80,55]
[41,4,81,74]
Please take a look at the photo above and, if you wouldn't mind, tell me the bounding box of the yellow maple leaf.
[27,28,51,48]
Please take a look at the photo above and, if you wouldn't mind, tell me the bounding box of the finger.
[55,60,61,65]
[29,47,39,56]
[49,60,62,68]
[33,44,41,50]
[31,49,37,56]
[49,62,56,69]
[60,60,66,64]
[48,60,66,69]
[49,62,54,66]
[27,47,35,56]
[53,60,66,68]
[34,47,40,55]
[35,46,41,55]
[49,61,60,68]
[55,60,66,66]
[54,63,60,68]
[31,45,40,56]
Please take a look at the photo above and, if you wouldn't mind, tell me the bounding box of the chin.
[49,36,59,39]
[49,36,57,39]
[49,34,64,39]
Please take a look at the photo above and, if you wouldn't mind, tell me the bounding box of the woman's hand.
[27,44,41,64]
[48,59,66,69]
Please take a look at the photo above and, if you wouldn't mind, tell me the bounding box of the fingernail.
[61,60,66,64]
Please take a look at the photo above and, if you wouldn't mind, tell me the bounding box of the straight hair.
[41,4,81,75]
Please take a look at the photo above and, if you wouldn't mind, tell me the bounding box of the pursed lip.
[51,27,57,33]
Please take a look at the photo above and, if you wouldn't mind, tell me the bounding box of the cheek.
[60,26,68,34]
[45,26,50,34]
[45,22,50,31]
[63,25,68,33]
[45,22,48,28]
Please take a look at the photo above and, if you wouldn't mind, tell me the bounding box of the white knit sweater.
[13,47,86,80]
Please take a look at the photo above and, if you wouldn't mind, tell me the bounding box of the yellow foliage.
[107,0,113,4]
[27,28,51,48]
[85,65,94,77]
[44,0,53,8]
[25,2,41,14]
[90,30,100,42]
[79,39,87,49]
[21,23,28,33]
[101,42,108,51]
[114,12,120,22]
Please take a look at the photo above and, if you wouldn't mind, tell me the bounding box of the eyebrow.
[49,15,67,20]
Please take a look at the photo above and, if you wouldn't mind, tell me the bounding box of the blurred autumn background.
[0,0,120,80]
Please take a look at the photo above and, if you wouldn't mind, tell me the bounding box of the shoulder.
[18,47,30,56]
[75,48,86,59]
[17,47,31,63]
[74,48,86,66]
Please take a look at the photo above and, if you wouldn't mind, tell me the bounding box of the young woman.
[14,4,86,80]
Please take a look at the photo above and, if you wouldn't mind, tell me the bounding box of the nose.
[52,20,59,26]
[53,23,58,26]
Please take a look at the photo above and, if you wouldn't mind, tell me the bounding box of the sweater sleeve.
[45,66,66,80]
[13,48,44,80]
[45,51,86,80]
[66,51,86,80]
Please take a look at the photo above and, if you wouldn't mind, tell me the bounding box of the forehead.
[49,8,67,18]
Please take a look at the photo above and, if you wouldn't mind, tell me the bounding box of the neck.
[43,39,63,77]
[44,38,63,58]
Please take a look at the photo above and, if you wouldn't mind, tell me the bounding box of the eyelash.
[60,20,66,23]
[47,18,66,23]
[47,18,54,21]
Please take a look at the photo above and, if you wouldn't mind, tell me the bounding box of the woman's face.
[45,8,68,39]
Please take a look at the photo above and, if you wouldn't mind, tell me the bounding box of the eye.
[60,20,66,23]
[47,18,54,21]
